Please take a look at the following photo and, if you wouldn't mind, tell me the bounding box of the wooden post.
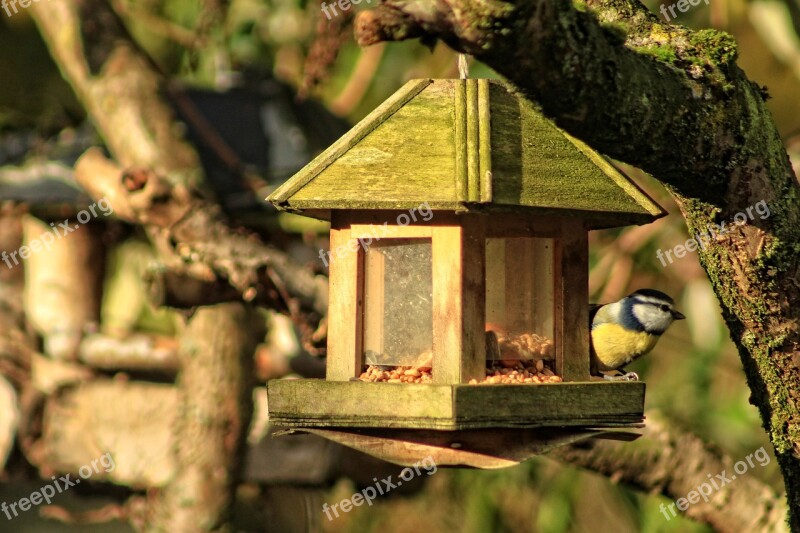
[432,218,486,384]
[532,238,555,339]
[147,303,264,531]
[326,213,364,380]
[555,219,590,381]
[362,243,385,363]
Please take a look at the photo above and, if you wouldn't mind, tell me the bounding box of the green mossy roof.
[268,78,665,229]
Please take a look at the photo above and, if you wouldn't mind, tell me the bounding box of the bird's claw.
[603,372,639,382]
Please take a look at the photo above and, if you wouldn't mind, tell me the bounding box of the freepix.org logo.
[2,0,49,19]
[317,202,433,267]
[321,0,373,20]
[322,456,437,521]
[1,453,116,521]
[1,198,114,270]
[656,200,770,267]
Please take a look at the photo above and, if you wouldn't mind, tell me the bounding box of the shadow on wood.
[275,426,642,469]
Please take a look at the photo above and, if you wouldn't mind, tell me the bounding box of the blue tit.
[589,289,685,381]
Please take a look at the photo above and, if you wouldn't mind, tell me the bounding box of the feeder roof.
[268,78,665,229]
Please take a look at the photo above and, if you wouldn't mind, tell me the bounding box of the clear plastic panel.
[363,239,433,368]
[485,237,555,362]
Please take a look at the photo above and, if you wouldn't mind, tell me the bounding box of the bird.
[589,289,685,381]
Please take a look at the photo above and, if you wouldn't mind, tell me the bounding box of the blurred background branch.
[548,410,788,532]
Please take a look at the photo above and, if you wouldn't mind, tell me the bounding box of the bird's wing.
[590,303,619,329]
[589,303,604,325]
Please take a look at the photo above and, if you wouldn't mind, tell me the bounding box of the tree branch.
[31,0,328,334]
[355,1,800,528]
[73,149,328,322]
[548,411,788,532]
[356,0,772,202]
[28,3,322,531]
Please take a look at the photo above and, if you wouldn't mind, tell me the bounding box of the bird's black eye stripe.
[660,304,670,312]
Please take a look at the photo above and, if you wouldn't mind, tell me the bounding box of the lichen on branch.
[355,1,800,530]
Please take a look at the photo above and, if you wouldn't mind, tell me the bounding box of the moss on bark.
[356,0,800,529]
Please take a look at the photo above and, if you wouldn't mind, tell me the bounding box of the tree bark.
[30,0,328,330]
[145,303,264,532]
[41,380,177,488]
[28,3,274,531]
[0,205,30,470]
[355,1,800,529]
[548,411,788,532]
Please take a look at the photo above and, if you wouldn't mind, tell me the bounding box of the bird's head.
[624,289,685,334]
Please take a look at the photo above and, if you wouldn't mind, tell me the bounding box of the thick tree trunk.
[145,303,264,532]
[355,1,800,528]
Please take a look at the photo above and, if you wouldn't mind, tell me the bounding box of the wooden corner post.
[326,212,364,381]
[555,219,590,381]
[432,217,486,384]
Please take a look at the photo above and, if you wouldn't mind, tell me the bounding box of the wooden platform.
[268,379,645,431]
[278,426,642,469]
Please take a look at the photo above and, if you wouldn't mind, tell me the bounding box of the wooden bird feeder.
[266,79,666,467]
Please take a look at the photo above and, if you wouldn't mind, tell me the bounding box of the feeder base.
[272,426,641,468]
[268,379,645,431]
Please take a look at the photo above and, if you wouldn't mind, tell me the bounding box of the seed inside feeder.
[358,331,559,384]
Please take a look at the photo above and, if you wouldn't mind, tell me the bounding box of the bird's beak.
[672,310,686,320]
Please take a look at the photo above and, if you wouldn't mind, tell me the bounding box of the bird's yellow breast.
[590,323,660,371]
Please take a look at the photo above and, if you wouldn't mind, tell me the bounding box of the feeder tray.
[278,426,642,469]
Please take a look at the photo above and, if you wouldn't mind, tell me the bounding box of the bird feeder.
[267,79,666,467]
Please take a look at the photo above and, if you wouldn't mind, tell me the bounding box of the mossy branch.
[548,411,788,532]
[356,1,800,529]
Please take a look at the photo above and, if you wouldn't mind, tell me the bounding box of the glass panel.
[363,239,433,368]
[485,237,555,364]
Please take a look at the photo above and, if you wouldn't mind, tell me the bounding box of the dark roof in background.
[0,75,351,220]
